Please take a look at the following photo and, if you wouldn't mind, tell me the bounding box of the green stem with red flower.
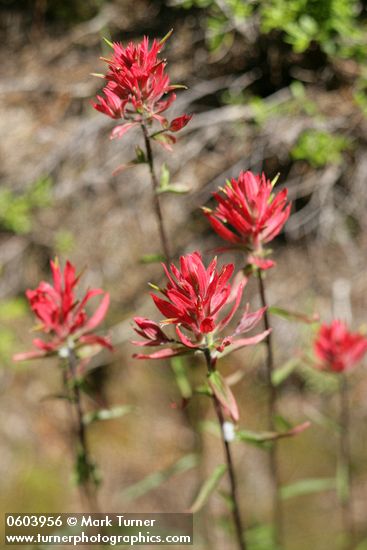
[203,347,247,550]
[257,268,283,545]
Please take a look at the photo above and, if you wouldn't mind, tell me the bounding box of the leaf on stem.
[170,356,192,399]
[188,464,227,513]
[236,421,311,448]
[208,370,239,422]
[272,357,300,386]
[281,477,336,500]
[269,306,319,324]
[121,454,198,501]
[83,405,134,425]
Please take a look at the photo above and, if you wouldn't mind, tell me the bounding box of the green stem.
[339,374,354,547]
[65,349,99,512]
[257,269,282,545]
[141,122,171,262]
[204,349,247,550]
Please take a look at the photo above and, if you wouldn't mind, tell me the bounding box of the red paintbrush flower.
[92,34,191,141]
[314,320,367,373]
[13,260,112,361]
[203,171,291,267]
[132,251,269,359]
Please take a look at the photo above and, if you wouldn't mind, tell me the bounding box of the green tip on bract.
[201,206,212,214]
[103,37,114,48]
[271,172,280,188]
[148,282,161,292]
[90,72,105,79]
[160,29,173,47]
[170,84,188,90]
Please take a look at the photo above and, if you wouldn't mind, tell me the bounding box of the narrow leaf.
[122,454,198,501]
[272,358,299,386]
[208,371,239,422]
[170,356,192,399]
[281,478,336,500]
[83,405,133,425]
[159,163,170,190]
[140,253,165,264]
[189,464,227,513]
[269,306,319,324]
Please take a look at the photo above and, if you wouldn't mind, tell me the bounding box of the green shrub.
[291,129,351,167]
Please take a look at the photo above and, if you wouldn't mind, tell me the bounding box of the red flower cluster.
[203,171,291,267]
[92,35,191,141]
[314,320,367,373]
[133,251,268,359]
[14,260,112,361]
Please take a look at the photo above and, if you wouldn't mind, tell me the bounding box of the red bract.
[13,260,112,361]
[314,320,367,373]
[92,35,191,140]
[132,251,269,359]
[203,171,291,264]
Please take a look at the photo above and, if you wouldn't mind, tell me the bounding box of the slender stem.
[65,349,99,512]
[141,122,171,262]
[204,349,247,550]
[257,269,282,544]
[339,374,354,546]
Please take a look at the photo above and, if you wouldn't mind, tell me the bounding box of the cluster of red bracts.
[92,34,192,145]
[14,260,112,362]
[314,319,367,373]
[133,252,269,360]
[203,171,291,269]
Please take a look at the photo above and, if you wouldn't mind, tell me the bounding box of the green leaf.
[135,145,146,164]
[272,358,299,386]
[159,163,170,190]
[269,306,319,324]
[236,421,310,448]
[281,478,336,500]
[336,457,350,503]
[170,356,192,399]
[208,370,239,422]
[189,464,227,513]
[157,183,190,195]
[199,420,221,438]
[122,454,198,501]
[139,253,165,264]
[83,405,133,425]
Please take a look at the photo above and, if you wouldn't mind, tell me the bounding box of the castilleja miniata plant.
[203,170,291,543]
[133,251,271,550]
[92,32,192,261]
[313,320,367,545]
[14,259,112,510]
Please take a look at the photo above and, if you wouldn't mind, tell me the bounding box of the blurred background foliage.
[1,1,367,549]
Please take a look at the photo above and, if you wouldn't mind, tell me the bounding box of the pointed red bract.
[203,171,291,264]
[132,251,267,355]
[314,320,367,373]
[92,35,191,141]
[14,260,112,361]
